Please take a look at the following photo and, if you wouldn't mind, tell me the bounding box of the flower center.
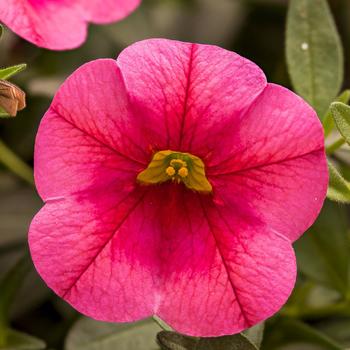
[137,150,212,193]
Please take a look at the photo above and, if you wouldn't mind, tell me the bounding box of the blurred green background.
[1,0,350,349]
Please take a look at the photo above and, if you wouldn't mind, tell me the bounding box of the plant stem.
[0,139,34,185]
[326,138,346,155]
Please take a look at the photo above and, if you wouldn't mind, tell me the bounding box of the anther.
[178,167,189,178]
[166,166,176,177]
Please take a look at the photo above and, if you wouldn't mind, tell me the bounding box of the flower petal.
[207,84,328,241]
[29,184,296,336]
[117,39,267,153]
[29,187,160,322]
[153,187,296,336]
[77,0,141,24]
[0,0,140,50]
[35,59,146,200]
[0,0,88,50]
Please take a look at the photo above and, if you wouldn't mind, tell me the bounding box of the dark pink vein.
[198,195,252,328]
[61,189,148,298]
[178,44,196,149]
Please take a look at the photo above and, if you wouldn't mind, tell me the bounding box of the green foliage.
[157,331,258,350]
[323,90,350,137]
[286,0,343,117]
[327,161,350,203]
[65,318,159,350]
[331,102,350,145]
[0,64,27,81]
[0,109,9,119]
[294,201,350,296]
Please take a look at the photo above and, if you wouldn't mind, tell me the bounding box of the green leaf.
[327,161,350,203]
[0,25,3,41]
[264,318,343,350]
[0,329,46,350]
[65,317,160,350]
[330,102,350,145]
[157,332,197,350]
[0,108,11,119]
[243,323,264,349]
[198,335,258,350]
[157,331,258,350]
[286,0,343,117]
[323,90,350,137]
[294,200,350,296]
[0,64,27,81]
[0,254,31,328]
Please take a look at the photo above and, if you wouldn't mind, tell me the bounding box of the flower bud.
[0,79,26,117]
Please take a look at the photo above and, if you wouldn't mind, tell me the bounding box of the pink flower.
[29,39,328,337]
[0,0,140,50]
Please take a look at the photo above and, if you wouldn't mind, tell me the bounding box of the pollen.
[178,167,188,178]
[166,166,176,177]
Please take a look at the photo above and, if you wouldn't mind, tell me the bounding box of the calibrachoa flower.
[29,39,328,337]
[0,0,140,50]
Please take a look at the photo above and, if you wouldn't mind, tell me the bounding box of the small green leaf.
[295,200,349,296]
[243,323,264,349]
[157,331,258,350]
[1,329,46,350]
[157,332,196,350]
[0,64,27,80]
[0,108,11,119]
[0,25,3,40]
[327,161,350,203]
[0,112,9,118]
[286,0,344,117]
[199,335,258,350]
[323,90,350,137]
[330,102,350,145]
[65,317,159,350]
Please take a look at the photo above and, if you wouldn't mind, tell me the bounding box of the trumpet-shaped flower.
[29,39,328,336]
[0,0,140,50]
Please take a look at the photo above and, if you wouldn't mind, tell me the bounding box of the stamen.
[166,166,176,177]
[178,167,188,178]
[137,150,212,194]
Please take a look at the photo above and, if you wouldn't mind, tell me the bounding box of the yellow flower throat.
[137,150,212,193]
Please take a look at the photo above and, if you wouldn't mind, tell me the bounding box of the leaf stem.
[326,138,346,155]
[0,139,34,185]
